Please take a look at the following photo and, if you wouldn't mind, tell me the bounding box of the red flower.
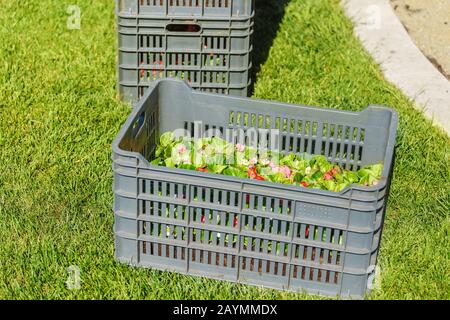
[233,216,238,227]
[245,194,250,204]
[140,69,145,77]
[197,167,209,173]
[247,166,257,179]
[331,167,339,175]
[305,226,310,238]
[247,166,265,181]
[201,215,206,223]
[324,172,333,180]
[300,181,309,187]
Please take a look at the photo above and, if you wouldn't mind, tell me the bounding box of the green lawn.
[0,0,448,299]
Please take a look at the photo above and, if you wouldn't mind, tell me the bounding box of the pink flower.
[236,143,245,152]
[271,165,280,173]
[249,157,258,165]
[176,144,187,154]
[324,172,333,180]
[280,166,292,178]
[269,161,277,169]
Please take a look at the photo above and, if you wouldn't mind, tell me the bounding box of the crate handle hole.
[166,23,201,33]
[132,112,146,139]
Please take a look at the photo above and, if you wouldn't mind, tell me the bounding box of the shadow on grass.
[250,0,291,95]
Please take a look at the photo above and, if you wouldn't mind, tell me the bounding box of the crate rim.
[115,0,255,21]
[112,79,398,197]
[117,11,255,22]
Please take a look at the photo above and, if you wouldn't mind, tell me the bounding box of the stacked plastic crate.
[116,0,255,104]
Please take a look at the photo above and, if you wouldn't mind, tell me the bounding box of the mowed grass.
[0,0,448,299]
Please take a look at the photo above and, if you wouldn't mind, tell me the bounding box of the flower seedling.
[150,131,384,192]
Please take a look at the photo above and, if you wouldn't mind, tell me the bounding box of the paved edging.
[342,0,450,136]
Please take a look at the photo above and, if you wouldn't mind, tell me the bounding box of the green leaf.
[311,171,323,180]
[164,145,173,158]
[160,132,174,147]
[210,164,228,174]
[280,154,296,167]
[155,146,164,158]
[343,171,359,184]
[302,176,316,184]
[336,182,350,192]
[323,180,336,191]
[293,172,304,182]
[150,158,162,165]
[206,154,225,166]
[179,163,196,171]
[334,173,344,183]
[291,159,308,171]
[359,163,383,179]
[223,167,247,178]
[267,172,288,184]
[357,168,371,178]
[164,158,176,168]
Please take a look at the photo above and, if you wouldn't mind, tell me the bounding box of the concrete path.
[390,0,450,79]
[342,0,450,136]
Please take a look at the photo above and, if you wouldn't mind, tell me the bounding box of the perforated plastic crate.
[116,1,253,104]
[118,0,255,18]
[112,80,398,298]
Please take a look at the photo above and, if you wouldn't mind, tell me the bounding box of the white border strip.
[342,0,450,135]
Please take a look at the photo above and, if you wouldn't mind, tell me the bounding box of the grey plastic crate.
[118,0,255,18]
[112,80,398,299]
[117,1,254,104]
